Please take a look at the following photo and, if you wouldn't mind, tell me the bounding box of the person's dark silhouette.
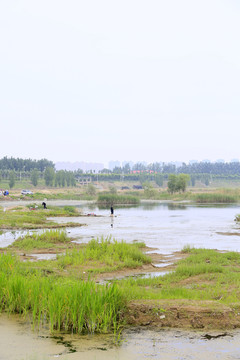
[110,206,114,215]
[42,202,47,209]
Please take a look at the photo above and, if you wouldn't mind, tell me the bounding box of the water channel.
[1,200,240,359]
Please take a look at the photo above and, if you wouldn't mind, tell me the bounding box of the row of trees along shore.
[1,157,240,189]
[109,161,240,175]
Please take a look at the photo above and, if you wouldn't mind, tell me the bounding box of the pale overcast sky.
[0,0,239,167]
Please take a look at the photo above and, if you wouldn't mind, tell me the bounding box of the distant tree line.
[44,168,76,187]
[0,168,77,189]
[109,161,240,176]
[0,158,76,188]
[177,162,240,175]
[2,158,240,189]
[0,157,54,172]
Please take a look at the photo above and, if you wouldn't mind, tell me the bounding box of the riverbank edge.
[125,299,240,331]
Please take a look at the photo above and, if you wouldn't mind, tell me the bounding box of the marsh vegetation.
[1,203,240,335]
[1,222,240,333]
[0,205,84,229]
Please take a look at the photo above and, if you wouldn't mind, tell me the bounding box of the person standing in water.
[110,206,114,216]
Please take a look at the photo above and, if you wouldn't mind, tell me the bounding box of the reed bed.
[97,194,140,205]
[56,237,151,271]
[194,193,237,203]
[116,248,240,304]
[0,253,126,334]
[10,229,69,250]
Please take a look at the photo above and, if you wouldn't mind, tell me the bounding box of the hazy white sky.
[0,0,239,167]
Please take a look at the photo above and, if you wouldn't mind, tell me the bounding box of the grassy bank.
[7,234,150,275]
[9,229,70,250]
[0,253,125,334]
[3,182,240,204]
[0,237,151,334]
[2,244,240,332]
[118,248,240,304]
[193,193,237,203]
[0,205,84,229]
[2,218,240,333]
[55,237,150,274]
[139,188,240,203]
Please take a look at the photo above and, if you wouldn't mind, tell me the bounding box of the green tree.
[167,174,177,194]
[86,183,96,196]
[176,174,190,192]
[55,171,61,187]
[70,173,76,187]
[66,172,71,187]
[9,171,15,189]
[112,166,122,174]
[31,169,39,187]
[155,174,163,187]
[122,163,131,174]
[191,175,196,187]
[143,182,157,198]
[168,174,190,193]
[109,185,117,194]
[44,167,55,186]
[139,173,148,184]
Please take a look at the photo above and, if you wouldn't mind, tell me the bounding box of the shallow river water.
[1,200,240,359]
[1,200,240,253]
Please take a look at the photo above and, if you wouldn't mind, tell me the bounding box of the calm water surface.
[1,201,240,253]
[69,202,240,253]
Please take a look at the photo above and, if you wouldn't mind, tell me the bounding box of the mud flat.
[1,313,240,360]
[0,199,94,208]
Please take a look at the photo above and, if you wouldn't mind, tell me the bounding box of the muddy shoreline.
[13,246,240,331]
[1,201,240,332]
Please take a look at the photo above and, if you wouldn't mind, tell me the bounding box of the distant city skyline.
[55,158,240,172]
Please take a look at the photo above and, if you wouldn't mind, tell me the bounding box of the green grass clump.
[0,206,83,229]
[116,248,240,304]
[97,194,140,205]
[194,193,236,203]
[2,245,240,333]
[10,230,69,250]
[56,237,150,271]
[0,253,125,334]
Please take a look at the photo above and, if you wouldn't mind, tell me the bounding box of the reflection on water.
[166,202,188,210]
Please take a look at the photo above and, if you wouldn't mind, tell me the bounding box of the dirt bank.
[125,299,240,330]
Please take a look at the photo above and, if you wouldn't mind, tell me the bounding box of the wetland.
[1,199,240,359]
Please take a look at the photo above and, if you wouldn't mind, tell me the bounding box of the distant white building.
[55,161,104,172]
[189,160,198,164]
[122,161,134,169]
[109,160,121,171]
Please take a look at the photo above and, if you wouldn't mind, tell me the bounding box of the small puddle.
[97,271,171,285]
[29,253,57,261]
[153,262,173,268]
